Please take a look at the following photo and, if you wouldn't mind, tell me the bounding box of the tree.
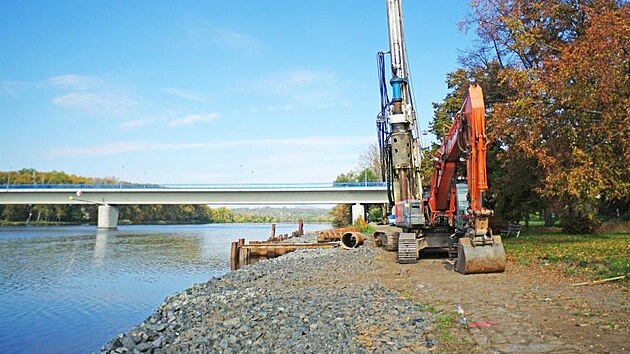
[430,0,629,232]
[481,0,627,231]
[359,143,383,180]
[463,0,591,69]
[331,204,351,227]
[1,205,28,221]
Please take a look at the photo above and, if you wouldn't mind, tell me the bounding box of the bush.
[561,213,602,234]
[354,216,368,230]
[367,205,383,223]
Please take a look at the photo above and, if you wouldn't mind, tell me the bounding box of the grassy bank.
[504,231,630,287]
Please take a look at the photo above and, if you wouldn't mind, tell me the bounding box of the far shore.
[0,220,331,227]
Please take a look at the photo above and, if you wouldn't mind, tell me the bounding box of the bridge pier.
[351,203,365,223]
[98,205,119,229]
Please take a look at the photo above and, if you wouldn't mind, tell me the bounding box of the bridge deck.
[0,183,389,205]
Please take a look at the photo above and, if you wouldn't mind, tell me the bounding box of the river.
[0,223,330,354]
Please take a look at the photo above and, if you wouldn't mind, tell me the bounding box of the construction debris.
[316,227,359,243]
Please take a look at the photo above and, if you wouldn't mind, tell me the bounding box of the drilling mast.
[384,0,422,204]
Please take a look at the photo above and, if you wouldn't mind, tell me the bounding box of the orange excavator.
[375,0,506,274]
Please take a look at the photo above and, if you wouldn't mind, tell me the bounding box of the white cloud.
[0,80,24,97]
[168,113,220,127]
[49,135,375,157]
[42,74,140,116]
[253,152,359,165]
[285,70,336,86]
[255,69,337,95]
[266,104,294,112]
[52,92,137,115]
[212,28,262,54]
[51,141,163,156]
[254,136,374,148]
[161,87,206,102]
[1,74,116,99]
[167,171,231,184]
[250,69,348,109]
[119,119,147,130]
[45,74,103,90]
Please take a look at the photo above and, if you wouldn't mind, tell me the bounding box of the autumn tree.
[452,0,630,232]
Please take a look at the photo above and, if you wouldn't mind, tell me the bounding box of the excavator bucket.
[455,236,506,274]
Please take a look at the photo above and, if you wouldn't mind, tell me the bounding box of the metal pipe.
[340,232,365,249]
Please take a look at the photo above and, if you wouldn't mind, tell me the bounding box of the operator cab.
[454,181,469,231]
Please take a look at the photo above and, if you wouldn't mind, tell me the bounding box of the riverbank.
[100,227,630,353]
[100,236,435,353]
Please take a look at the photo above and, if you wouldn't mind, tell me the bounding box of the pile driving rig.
[375,0,506,274]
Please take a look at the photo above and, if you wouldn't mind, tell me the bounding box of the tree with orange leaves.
[434,0,629,232]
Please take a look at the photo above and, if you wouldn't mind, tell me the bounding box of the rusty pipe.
[340,232,365,249]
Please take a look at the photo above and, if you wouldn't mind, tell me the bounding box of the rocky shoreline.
[100,236,435,353]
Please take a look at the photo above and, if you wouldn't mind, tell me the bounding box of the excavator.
[374,0,506,274]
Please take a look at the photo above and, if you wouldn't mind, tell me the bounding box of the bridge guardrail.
[3,182,389,190]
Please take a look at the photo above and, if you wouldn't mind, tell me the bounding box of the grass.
[353,217,375,234]
[360,224,376,234]
[425,306,478,352]
[504,231,630,287]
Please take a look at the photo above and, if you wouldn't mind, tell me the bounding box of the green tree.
[1,205,28,221]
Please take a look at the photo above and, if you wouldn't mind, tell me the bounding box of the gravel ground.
[101,241,435,353]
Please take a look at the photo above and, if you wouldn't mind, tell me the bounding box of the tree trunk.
[544,209,554,227]
[524,212,530,231]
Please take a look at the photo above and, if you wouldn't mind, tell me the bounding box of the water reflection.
[93,229,109,265]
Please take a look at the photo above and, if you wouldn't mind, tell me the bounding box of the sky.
[0,0,475,185]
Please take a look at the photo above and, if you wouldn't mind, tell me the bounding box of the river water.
[0,223,329,354]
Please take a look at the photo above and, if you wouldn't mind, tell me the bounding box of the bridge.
[0,183,389,229]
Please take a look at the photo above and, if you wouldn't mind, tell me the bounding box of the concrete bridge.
[0,183,388,228]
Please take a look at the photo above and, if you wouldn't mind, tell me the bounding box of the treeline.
[0,169,327,225]
[429,0,629,232]
[0,203,277,225]
[0,168,117,185]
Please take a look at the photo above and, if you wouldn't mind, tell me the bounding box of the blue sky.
[0,1,474,184]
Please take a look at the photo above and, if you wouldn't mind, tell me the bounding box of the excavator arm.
[427,85,505,274]
[428,84,490,233]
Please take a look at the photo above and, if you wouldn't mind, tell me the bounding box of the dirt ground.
[366,232,630,353]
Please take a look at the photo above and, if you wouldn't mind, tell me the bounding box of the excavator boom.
[428,84,489,227]
[428,85,505,274]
